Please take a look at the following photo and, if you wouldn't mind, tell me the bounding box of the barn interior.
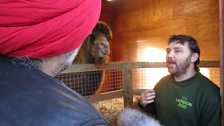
[57,0,224,125]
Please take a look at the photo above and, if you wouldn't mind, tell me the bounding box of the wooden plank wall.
[100,0,222,124]
[222,0,224,125]
[101,0,220,62]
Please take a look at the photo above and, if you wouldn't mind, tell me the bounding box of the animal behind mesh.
[56,70,104,96]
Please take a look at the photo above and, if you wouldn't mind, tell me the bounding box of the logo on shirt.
[176,96,192,109]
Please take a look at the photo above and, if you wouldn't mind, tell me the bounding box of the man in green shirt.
[139,34,221,126]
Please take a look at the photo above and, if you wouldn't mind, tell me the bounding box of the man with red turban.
[0,0,109,125]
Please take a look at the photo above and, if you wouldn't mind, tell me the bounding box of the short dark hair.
[168,34,200,70]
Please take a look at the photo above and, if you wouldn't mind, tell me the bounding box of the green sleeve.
[138,100,156,114]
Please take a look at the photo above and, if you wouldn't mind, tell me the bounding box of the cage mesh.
[56,62,220,125]
[56,69,123,96]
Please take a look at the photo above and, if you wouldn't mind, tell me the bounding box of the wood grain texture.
[101,0,220,61]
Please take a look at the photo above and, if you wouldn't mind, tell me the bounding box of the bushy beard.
[169,55,192,77]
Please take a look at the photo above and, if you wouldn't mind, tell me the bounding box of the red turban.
[0,0,101,58]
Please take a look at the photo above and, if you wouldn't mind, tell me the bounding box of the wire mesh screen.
[55,61,220,125]
[132,67,221,89]
[56,70,104,96]
[100,69,123,93]
[208,68,220,87]
[56,66,124,126]
[56,69,123,96]
[132,68,169,89]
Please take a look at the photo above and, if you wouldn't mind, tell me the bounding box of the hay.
[93,96,141,125]
[94,98,124,125]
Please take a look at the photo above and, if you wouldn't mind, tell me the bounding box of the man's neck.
[174,68,197,82]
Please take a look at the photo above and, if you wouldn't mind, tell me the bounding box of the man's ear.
[191,53,199,63]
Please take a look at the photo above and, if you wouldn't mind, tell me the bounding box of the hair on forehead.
[168,34,201,69]
[168,34,197,45]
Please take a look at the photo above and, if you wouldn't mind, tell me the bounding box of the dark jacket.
[0,55,109,126]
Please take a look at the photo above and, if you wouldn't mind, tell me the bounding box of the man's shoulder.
[194,72,220,101]
[197,72,219,89]
[0,56,109,126]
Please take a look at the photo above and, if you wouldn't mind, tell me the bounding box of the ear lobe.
[191,53,199,63]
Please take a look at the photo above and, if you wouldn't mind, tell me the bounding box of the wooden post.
[122,63,133,107]
[220,0,224,125]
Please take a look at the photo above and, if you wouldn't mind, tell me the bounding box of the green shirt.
[141,72,221,126]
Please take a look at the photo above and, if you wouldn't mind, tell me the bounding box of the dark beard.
[59,64,69,73]
[54,64,69,77]
[174,55,192,76]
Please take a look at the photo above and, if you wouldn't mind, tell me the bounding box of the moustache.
[166,58,176,64]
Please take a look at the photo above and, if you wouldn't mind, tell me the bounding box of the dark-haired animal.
[74,21,112,64]
[57,21,112,96]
